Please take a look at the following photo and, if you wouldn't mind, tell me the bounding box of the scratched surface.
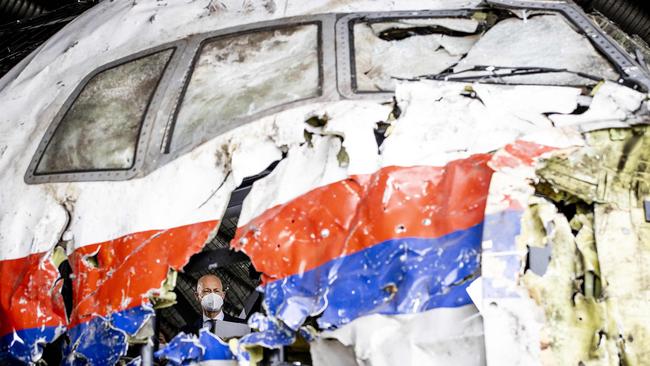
[0,0,648,363]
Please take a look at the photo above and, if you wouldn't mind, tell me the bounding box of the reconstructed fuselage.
[1,0,649,365]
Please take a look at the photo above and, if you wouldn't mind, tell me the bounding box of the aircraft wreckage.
[0,0,649,365]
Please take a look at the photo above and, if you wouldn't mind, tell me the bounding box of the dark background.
[0,0,98,77]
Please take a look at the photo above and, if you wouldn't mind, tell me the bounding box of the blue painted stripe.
[482,209,523,253]
[199,330,236,361]
[2,301,236,365]
[65,306,153,366]
[155,329,235,365]
[0,325,61,364]
[0,306,154,365]
[262,222,483,330]
[482,210,525,298]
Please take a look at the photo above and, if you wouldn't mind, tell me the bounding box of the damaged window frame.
[23,4,650,184]
[24,41,187,184]
[336,0,650,100]
[158,14,338,161]
[337,9,477,97]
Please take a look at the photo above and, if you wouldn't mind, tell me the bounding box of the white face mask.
[201,292,223,312]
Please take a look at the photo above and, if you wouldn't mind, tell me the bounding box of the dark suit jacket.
[181,313,247,336]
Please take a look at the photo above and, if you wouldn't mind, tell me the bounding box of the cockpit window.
[452,15,619,85]
[36,49,173,174]
[353,17,482,92]
[351,14,620,92]
[168,24,321,152]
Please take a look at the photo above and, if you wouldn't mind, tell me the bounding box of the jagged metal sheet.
[233,155,492,331]
[481,124,650,364]
[0,0,648,364]
[454,14,619,85]
[227,80,650,365]
[155,329,236,365]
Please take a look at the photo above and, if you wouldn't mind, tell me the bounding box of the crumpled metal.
[234,154,493,351]
[155,329,235,366]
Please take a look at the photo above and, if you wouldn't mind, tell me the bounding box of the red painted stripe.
[68,220,218,327]
[232,154,494,283]
[489,140,557,169]
[0,252,66,337]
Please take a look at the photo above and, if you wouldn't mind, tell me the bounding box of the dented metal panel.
[155,329,236,365]
[353,19,478,91]
[1,0,650,365]
[228,80,628,365]
[481,123,650,365]
[454,14,619,85]
[234,156,492,328]
[0,252,66,363]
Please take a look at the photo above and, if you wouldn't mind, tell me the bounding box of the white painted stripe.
[311,305,485,366]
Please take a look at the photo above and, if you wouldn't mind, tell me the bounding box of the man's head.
[196,274,226,316]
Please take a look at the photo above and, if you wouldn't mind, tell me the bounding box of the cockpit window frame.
[24,4,650,184]
[335,1,650,100]
[335,9,476,100]
[487,0,650,90]
[150,14,338,168]
[24,41,186,184]
[163,20,325,154]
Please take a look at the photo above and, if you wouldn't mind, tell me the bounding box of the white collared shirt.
[202,311,225,332]
[203,311,225,323]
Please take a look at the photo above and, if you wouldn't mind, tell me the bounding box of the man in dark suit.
[181,274,249,338]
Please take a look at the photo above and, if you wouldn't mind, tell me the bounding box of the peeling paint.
[155,329,236,365]
[482,126,650,366]
[354,18,480,91]
[525,126,650,365]
[454,15,619,85]
[1,0,649,364]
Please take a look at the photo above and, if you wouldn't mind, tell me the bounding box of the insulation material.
[528,126,650,365]
[481,126,650,366]
[454,15,619,85]
[480,131,587,366]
